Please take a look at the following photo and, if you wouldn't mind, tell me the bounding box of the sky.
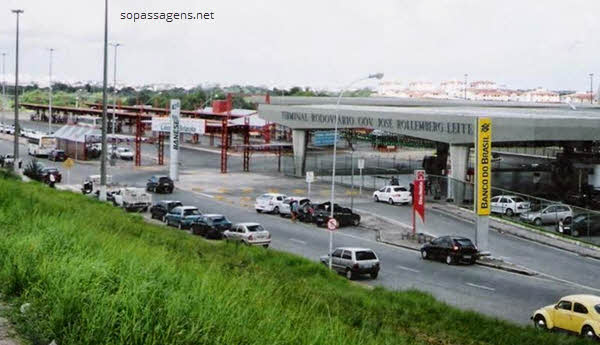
[0,0,598,91]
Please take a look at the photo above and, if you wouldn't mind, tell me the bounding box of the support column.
[589,165,600,190]
[292,129,307,177]
[447,144,469,204]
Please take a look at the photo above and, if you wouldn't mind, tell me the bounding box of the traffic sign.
[306,171,315,183]
[327,218,339,231]
[415,169,426,181]
[357,159,365,170]
[62,158,74,170]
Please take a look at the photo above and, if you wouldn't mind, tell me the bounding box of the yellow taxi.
[531,294,600,340]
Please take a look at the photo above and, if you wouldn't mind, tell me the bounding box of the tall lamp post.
[99,0,109,201]
[12,9,24,172]
[109,43,121,134]
[328,72,384,270]
[590,73,594,104]
[48,48,54,134]
[464,73,468,100]
[1,52,6,124]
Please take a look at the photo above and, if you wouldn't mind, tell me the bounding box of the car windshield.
[393,187,407,192]
[512,197,526,203]
[209,216,227,224]
[258,194,272,200]
[355,251,377,260]
[454,238,474,247]
[184,209,200,216]
[595,304,600,314]
[159,177,171,183]
[247,225,264,232]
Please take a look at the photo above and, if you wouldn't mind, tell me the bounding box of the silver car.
[519,204,572,226]
[320,247,380,280]
[223,222,271,247]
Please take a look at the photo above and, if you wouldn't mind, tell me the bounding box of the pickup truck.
[112,187,152,212]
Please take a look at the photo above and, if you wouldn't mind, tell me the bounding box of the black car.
[556,213,600,237]
[48,149,67,162]
[146,176,174,194]
[191,214,232,239]
[420,236,478,265]
[41,167,62,183]
[313,202,361,227]
[150,200,183,222]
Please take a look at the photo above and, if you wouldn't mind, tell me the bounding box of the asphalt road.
[2,136,599,326]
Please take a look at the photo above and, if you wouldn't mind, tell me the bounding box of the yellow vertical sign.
[476,118,492,215]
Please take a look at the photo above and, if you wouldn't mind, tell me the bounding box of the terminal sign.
[476,118,492,215]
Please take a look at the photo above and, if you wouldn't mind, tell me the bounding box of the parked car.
[279,196,310,217]
[115,147,134,160]
[519,204,572,226]
[490,195,531,216]
[556,213,600,237]
[3,154,15,165]
[150,200,183,222]
[320,247,380,280]
[146,175,174,194]
[48,149,67,162]
[191,214,232,239]
[112,187,152,212]
[223,222,271,247]
[41,167,62,183]
[373,185,412,205]
[255,193,287,214]
[420,236,478,265]
[313,202,361,227]
[165,206,203,229]
[531,294,600,340]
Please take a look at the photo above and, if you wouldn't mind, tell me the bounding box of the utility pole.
[109,43,121,134]
[12,9,24,172]
[1,52,6,124]
[464,73,468,100]
[590,73,594,104]
[99,0,109,201]
[48,48,54,134]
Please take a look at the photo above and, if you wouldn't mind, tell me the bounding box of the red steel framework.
[220,94,233,173]
[243,116,250,172]
[135,111,142,166]
[157,131,165,165]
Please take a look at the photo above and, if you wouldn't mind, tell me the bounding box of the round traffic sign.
[327,218,339,231]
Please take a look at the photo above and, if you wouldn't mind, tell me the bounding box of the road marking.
[466,283,496,292]
[396,265,420,273]
[192,191,214,199]
[536,271,600,294]
[289,238,307,245]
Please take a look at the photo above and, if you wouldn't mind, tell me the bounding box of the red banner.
[413,179,425,222]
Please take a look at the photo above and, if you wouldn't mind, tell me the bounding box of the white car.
[255,193,287,214]
[373,185,412,205]
[279,196,310,217]
[115,147,134,160]
[112,187,152,212]
[223,222,271,247]
[490,195,531,216]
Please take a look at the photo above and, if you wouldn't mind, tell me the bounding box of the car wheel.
[168,187,173,194]
[572,229,580,237]
[534,218,542,226]
[273,206,279,214]
[445,255,454,265]
[564,216,572,224]
[388,198,394,205]
[178,222,183,230]
[151,213,156,220]
[162,215,166,223]
[352,218,360,226]
[533,315,547,331]
[142,207,148,212]
[582,326,597,340]
[370,271,378,279]
[374,195,379,202]
[345,269,354,280]
[421,250,428,260]
[280,213,286,218]
[505,208,514,217]
[256,209,262,213]
[263,244,269,248]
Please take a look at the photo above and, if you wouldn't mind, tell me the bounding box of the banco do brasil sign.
[476,118,492,216]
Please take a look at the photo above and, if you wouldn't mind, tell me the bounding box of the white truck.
[112,187,152,212]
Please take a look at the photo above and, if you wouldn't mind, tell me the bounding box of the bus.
[76,115,102,128]
[28,134,57,157]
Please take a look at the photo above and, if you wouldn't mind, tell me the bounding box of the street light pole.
[109,43,121,134]
[328,72,383,270]
[590,73,594,104]
[1,52,6,124]
[99,0,109,201]
[12,9,24,172]
[464,73,468,100]
[48,48,54,134]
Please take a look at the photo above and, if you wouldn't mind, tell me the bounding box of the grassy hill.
[0,174,593,345]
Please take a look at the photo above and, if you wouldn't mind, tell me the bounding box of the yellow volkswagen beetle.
[531,294,600,340]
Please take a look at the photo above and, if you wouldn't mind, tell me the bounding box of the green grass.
[0,176,595,345]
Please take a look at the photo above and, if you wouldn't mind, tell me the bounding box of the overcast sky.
[0,0,598,91]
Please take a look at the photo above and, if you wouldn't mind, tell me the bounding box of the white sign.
[170,100,181,181]
[306,171,315,183]
[357,159,365,170]
[415,169,426,181]
[327,218,339,231]
[152,117,205,134]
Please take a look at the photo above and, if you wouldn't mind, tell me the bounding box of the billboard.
[476,118,492,215]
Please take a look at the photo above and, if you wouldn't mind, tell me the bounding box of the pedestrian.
[290,200,298,223]
[48,173,56,188]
